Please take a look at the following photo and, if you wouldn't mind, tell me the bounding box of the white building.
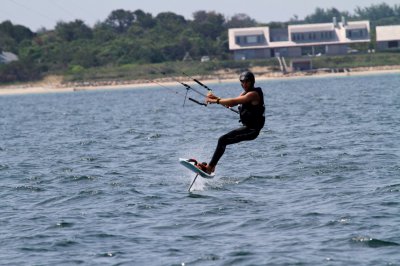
[228,18,370,60]
[0,51,19,64]
[376,25,400,51]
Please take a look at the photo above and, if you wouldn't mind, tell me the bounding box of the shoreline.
[1,66,399,96]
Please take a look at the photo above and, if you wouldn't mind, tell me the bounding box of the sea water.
[1,73,399,265]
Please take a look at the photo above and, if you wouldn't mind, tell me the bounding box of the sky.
[2,0,399,31]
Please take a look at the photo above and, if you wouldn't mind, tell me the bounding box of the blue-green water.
[1,74,399,265]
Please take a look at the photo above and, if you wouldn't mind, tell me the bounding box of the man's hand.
[206,92,220,104]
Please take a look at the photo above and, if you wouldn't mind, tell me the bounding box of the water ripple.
[351,237,400,248]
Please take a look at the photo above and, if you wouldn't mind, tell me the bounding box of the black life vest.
[239,87,265,129]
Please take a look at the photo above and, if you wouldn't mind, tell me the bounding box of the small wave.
[52,239,79,248]
[61,167,73,173]
[20,247,51,252]
[14,185,45,192]
[382,184,400,192]
[223,251,256,265]
[126,129,148,140]
[229,250,255,257]
[147,133,162,140]
[351,236,399,248]
[35,195,67,206]
[249,174,287,180]
[56,221,74,228]
[0,164,9,170]
[97,251,124,257]
[326,217,350,226]
[46,221,75,230]
[88,233,118,239]
[381,201,399,207]
[80,156,97,162]
[62,175,97,183]
[79,140,96,146]
[182,253,221,265]
[56,190,103,205]
[187,193,213,199]
[233,175,289,185]
[376,183,400,193]
[78,190,103,196]
[125,128,137,134]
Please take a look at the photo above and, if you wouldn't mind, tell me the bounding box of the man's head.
[239,71,255,90]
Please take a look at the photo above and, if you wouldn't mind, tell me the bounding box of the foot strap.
[188,159,208,172]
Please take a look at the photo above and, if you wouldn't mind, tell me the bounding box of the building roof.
[345,23,368,30]
[0,52,19,64]
[289,23,334,33]
[234,29,265,36]
[376,25,400,41]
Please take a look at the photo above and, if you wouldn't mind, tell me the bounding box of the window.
[388,41,399,48]
[314,45,326,54]
[246,36,258,44]
[301,46,312,56]
[236,35,265,45]
[346,29,367,39]
[320,31,334,40]
[236,36,241,44]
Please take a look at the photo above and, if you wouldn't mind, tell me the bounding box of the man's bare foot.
[204,164,215,174]
[195,162,207,172]
[195,162,214,174]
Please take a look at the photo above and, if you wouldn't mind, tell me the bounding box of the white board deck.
[179,158,215,179]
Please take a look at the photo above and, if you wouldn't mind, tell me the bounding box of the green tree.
[354,3,395,20]
[0,59,42,82]
[305,7,350,23]
[70,41,99,67]
[18,39,42,62]
[0,20,34,43]
[191,11,225,40]
[0,31,17,53]
[133,9,156,29]
[225,13,257,28]
[104,9,136,33]
[154,12,187,33]
[0,21,34,53]
[93,22,117,42]
[354,3,400,27]
[55,20,92,42]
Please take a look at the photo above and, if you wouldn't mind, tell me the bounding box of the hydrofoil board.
[179,158,215,179]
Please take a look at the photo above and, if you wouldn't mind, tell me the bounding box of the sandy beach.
[1,65,399,96]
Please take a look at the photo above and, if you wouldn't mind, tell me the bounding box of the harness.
[239,87,265,129]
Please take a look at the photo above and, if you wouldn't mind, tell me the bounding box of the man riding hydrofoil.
[196,71,265,174]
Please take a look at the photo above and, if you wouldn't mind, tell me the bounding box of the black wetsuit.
[209,87,265,167]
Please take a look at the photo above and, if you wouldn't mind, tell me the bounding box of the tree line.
[1,3,399,83]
